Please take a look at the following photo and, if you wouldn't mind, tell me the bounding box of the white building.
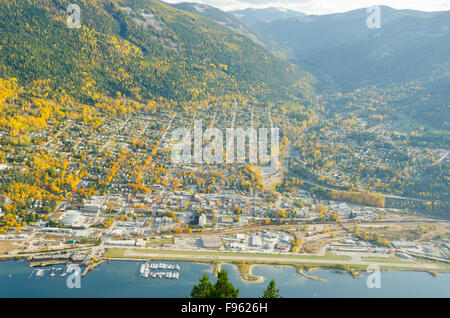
[39,227,73,234]
[61,211,86,228]
[104,239,144,247]
[220,216,234,224]
[82,204,101,217]
[227,242,244,250]
[199,214,207,227]
[250,235,262,247]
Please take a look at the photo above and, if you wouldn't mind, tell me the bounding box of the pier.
[139,260,181,279]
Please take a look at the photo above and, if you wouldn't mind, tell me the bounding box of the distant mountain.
[230,7,307,26]
[169,2,292,59]
[169,2,267,48]
[231,6,450,129]
[246,6,450,89]
[0,0,312,105]
[170,2,245,29]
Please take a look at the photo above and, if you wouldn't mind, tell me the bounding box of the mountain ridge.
[0,0,314,107]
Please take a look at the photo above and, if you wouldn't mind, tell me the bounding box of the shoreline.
[212,262,264,283]
[3,251,449,282]
[2,256,448,284]
[105,257,446,281]
[103,247,450,273]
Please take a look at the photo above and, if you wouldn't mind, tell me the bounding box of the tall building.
[199,214,207,228]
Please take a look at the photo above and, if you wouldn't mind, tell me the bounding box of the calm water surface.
[0,260,449,298]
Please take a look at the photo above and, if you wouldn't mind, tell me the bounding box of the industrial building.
[250,235,262,247]
[61,211,87,229]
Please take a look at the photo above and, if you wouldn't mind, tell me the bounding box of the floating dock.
[140,261,180,279]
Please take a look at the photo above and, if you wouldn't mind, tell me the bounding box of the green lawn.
[103,248,450,272]
[362,256,409,263]
[394,118,445,135]
[105,248,351,261]
[145,237,174,248]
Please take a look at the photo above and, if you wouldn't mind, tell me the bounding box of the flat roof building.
[202,236,222,249]
[61,211,85,228]
[199,214,207,228]
[250,235,262,247]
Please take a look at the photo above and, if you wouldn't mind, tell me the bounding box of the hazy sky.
[163,0,450,14]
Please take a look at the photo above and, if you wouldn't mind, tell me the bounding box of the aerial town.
[0,100,448,279]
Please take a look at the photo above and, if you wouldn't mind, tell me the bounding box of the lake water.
[0,260,449,298]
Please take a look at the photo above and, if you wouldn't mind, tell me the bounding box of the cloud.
[163,0,450,14]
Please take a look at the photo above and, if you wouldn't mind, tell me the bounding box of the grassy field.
[104,249,448,273]
[394,118,446,135]
[145,237,174,248]
[103,248,450,273]
[105,248,352,261]
[362,256,409,263]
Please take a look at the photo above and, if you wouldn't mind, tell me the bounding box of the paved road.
[434,150,448,165]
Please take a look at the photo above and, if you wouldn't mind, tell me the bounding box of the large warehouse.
[61,211,86,229]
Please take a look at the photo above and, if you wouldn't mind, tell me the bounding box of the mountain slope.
[235,6,450,128]
[169,2,292,59]
[230,7,307,26]
[250,6,450,87]
[0,0,312,105]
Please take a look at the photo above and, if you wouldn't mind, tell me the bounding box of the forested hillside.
[0,0,314,106]
[235,6,450,129]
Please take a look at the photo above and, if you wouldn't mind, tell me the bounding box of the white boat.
[36,269,45,277]
[60,266,68,277]
[140,262,181,279]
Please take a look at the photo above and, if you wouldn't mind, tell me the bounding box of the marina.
[139,261,180,280]
[29,266,70,279]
